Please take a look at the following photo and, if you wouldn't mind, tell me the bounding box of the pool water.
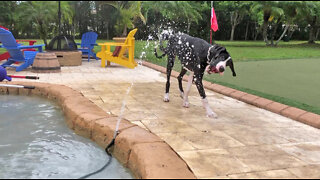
[0,95,133,179]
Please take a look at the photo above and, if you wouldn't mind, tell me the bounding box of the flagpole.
[210,1,213,44]
[210,28,212,44]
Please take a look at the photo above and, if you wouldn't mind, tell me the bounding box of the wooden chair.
[0,28,44,72]
[97,28,137,69]
[77,31,99,62]
[0,26,37,62]
[0,26,10,62]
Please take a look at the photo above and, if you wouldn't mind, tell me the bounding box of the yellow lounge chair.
[97,28,137,69]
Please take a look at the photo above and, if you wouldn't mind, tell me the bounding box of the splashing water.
[114,81,134,137]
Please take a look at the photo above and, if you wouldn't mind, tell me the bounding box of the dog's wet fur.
[155,31,236,118]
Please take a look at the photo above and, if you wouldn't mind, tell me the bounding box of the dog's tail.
[154,48,167,59]
[154,32,170,59]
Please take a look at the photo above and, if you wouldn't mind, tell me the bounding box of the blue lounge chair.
[0,28,44,72]
[77,31,99,62]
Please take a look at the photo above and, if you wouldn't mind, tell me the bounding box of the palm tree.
[295,1,320,44]
[101,1,146,37]
[219,1,252,41]
[274,1,299,45]
[251,1,284,46]
[58,1,74,36]
[142,1,207,37]
[0,1,18,35]
[14,1,73,48]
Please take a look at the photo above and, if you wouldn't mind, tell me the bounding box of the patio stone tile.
[276,142,320,164]
[176,130,245,150]
[216,125,290,146]
[268,127,320,143]
[287,165,320,178]
[123,111,155,121]
[141,118,197,134]
[226,169,299,179]
[250,107,309,128]
[129,120,149,131]
[199,176,230,179]
[226,145,307,172]
[157,132,196,151]
[178,149,251,177]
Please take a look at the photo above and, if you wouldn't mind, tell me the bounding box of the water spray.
[79,61,142,179]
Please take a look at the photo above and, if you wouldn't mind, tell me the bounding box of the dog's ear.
[227,58,236,77]
[214,46,226,58]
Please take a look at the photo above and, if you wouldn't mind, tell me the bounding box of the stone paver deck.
[7,60,320,179]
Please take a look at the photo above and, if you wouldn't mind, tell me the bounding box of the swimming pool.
[0,95,133,179]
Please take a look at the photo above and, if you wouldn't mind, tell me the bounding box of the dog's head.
[206,46,236,77]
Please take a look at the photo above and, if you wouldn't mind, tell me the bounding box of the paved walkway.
[8,60,320,178]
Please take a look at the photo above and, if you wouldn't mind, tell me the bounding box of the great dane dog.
[155,31,236,118]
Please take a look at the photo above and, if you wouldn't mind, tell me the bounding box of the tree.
[57,1,74,36]
[142,1,206,34]
[274,1,299,45]
[251,1,284,46]
[14,1,73,48]
[182,1,208,34]
[2,1,319,42]
[73,1,92,36]
[295,1,320,44]
[0,1,18,36]
[95,1,118,39]
[14,1,56,48]
[219,1,252,41]
[101,1,146,37]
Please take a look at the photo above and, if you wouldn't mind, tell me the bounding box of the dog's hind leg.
[182,71,194,108]
[177,68,187,98]
[164,54,175,102]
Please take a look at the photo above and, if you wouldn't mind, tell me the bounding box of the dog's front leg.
[182,71,194,108]
[194,77,218,118]
[164,55,175,102]
[201,98,218,118]
[178,68,187,99]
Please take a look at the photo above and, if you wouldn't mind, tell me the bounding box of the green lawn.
[205,59,320,114]
[1,39,319,114]
[216,41,320,61]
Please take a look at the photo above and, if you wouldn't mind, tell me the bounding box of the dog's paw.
[163,97,170,102]
[182,101,190,108]
[163,93,170,102]
[207,111,218,119]
[180,91,184,99]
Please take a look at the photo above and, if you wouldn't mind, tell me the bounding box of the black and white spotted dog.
[155,31,236,118]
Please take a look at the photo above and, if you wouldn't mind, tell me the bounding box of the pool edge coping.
[141,60,320,129]
[0,81,197,179]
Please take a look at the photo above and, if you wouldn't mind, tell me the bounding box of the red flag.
[211,7,218,32]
